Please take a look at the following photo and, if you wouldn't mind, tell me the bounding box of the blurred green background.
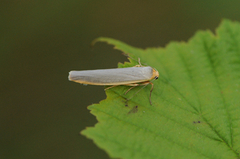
[1,1,240,159]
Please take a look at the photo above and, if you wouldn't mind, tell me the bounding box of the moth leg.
[125,86,137,94]
[105,83,138,91]
[124,83,140,94]
[139,81,154,105]
[122,53,144,67]
[125,81,154,105]
[105,81,154,105]
[133,58,142,67]
[137,58,143,66]
[104,85,119,90]
[148,82,154,105]
[138,81,154,105]
[133,65,142,67]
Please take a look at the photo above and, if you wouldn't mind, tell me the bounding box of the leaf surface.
[82,19,240,159]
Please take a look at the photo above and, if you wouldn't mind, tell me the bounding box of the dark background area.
[1,1,240,159]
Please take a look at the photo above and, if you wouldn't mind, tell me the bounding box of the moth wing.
[69,66,153,85]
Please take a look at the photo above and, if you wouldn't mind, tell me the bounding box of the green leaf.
[81,19,240,159]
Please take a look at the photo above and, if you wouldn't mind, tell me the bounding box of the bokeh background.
[1,1,240,159]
